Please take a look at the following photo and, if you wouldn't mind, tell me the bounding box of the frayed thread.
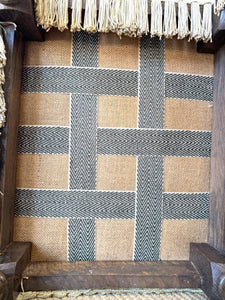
[150,0,163,38]
[189,2,202,42]
[33,0,217,42]
[83,0,97,33]
[177,1,189,39]
[71,0,83,32]
[164,0,177,38]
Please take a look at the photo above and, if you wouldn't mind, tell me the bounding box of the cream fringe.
[98,0,111,32]
[0,28,6,129]
[189,2,203,42]
[202,3,213,42]
[34,0,223,42]
[150,0,163,38]
[177,1,189,39]
[83,0,97,33]
[71,0,82,31]
[164,0,177,38]
[136,0,149,36]
[55,0,68,31]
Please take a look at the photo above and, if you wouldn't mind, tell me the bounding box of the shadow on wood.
[190,243,225,300]
[0,242,31,300]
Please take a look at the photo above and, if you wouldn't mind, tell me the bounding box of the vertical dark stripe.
[68,219,95,261]
[70,94,97,190]
[72,31,98,67]
[139,36,165,129]
[134,156,163,261]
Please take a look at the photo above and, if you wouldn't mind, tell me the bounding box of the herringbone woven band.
[15,30,214,262]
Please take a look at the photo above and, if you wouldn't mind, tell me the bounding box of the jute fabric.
[15,29,213,262]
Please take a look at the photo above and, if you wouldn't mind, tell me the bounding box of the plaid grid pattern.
[15,30,213,261]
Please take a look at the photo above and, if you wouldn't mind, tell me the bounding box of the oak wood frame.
[0,1,224,300]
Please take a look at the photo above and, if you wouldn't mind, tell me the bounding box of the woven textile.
[17,289,208,300]
[14,29,214,262]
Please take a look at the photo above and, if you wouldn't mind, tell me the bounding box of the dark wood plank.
[0,0,43,41]
[0,242,31,300]
[190,243,225,300]
[208,44,225,252]
[22,261,200,291]
[0,25,23,251]
[197,10,225,53]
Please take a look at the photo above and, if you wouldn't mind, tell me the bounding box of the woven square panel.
[15,30,214,261]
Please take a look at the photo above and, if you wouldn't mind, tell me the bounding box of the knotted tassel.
[151,0,163,38]
[189,2,203,42]
[177,1,189,39]
[42,0,57,31]
[202,3,212,42]
[55,0,68,31]
[34,0,44,27]
[83,0,97,33]
[71,0,83,32]
[164,0,177,38]
[98,0,111,32]
[136,0,149,37]
[122,0,137,37]
[109,0,123,36]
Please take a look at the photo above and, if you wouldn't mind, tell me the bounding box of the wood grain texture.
[0,242,31,300]
[0,0,43,41]
[197,11,225,53]
[0,25,23,251]
[22,261,201,291]
[209,44,225,251]
[190,243,225,300]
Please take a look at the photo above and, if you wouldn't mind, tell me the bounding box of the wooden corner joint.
[0,242,31,300]
[190,243,225,300]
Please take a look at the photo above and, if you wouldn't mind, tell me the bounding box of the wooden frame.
[0,2,224,300]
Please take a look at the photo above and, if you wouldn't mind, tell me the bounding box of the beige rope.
[17,289,207,300]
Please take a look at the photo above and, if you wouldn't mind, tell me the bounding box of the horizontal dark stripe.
[15,189,135,219]
[18,126,69,154]
[165,73,213,101]
[163,193,209,219]
[21,67,138,97]
[97,128,211,157]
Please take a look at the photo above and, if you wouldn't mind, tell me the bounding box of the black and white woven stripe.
[15,189,136,219]
[22,67,138,97]
[18,126,69,154]
[70,94,97,190]
[72,31,99,67]
[165,73,213,101]
[134,156,163,261]
[139,36,165,129]
[68,218,95,261]
[17,32,214,262]
[97,128,211,157]
[163,193,209,219]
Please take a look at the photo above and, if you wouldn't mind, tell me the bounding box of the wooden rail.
[22,261,201,291]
